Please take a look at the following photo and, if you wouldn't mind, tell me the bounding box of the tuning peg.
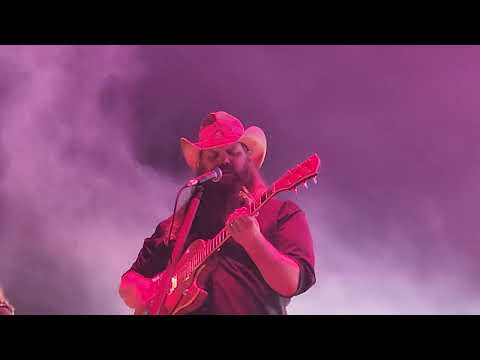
[303,182,308,189]
[313,176,318,184]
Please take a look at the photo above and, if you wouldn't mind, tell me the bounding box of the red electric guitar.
[135,153,321,315]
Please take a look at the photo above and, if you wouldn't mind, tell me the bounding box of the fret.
[267,187,274,198]
[269,184,275,198]
[261,191,267,204]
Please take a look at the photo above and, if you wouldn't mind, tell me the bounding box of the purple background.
[0,45,479,314]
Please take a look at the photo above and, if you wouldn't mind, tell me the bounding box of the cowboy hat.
[180,111,267,170]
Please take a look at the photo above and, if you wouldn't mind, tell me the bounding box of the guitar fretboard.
[178,183,277,280]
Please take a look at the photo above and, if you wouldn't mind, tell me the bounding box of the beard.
[190,160,256,239]
[196,159,254,194]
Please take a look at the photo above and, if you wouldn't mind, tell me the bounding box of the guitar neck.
[178,153,320,278]
[187,183,277,272]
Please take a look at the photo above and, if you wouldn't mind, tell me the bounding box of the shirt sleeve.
[274,200,316,296]
[128,220,174,278]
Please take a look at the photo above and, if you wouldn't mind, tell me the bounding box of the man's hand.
[225,207,301,297]
[226,207,262,251]
[119,270,157,309]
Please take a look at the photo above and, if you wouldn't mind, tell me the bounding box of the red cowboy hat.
[180,111,267,170]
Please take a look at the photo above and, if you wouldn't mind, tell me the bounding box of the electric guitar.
[135,153,321,315]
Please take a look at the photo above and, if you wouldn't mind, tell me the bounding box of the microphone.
[186,167,223,187]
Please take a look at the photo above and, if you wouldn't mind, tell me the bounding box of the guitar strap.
[169,185,205,266]
[147,186,205,315]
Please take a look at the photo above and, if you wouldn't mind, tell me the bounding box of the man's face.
[198,142,251,186]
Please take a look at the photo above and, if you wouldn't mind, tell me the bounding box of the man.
[0,288,14,315]
[119,111,316,315]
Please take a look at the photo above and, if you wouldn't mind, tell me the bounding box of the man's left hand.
[227,207,262,250]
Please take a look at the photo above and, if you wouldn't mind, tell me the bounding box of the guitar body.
[137,238,218,315]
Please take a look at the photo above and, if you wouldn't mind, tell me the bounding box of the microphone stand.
[135,185,205,315]
[169,184,204,266]
[148,185,204,315]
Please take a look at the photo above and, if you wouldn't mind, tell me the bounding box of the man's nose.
[219,153,231,166]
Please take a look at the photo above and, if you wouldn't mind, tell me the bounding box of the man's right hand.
[119,270,157,310]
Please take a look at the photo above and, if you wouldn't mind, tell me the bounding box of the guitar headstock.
[273,153,321,194]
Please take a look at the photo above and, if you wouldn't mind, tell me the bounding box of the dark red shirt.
[128,198,316,315]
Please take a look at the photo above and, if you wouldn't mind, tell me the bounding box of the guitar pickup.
[168,275,178,295]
